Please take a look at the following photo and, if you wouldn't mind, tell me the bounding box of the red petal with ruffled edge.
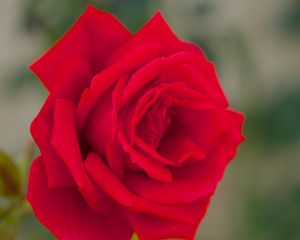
[30,58,92,188]
[30,5,131,91]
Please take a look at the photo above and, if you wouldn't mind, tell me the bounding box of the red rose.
[27,5,244,240]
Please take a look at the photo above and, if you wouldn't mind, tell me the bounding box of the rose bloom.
[27,5,244,240]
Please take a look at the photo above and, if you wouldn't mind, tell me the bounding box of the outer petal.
[85,152,204,224]
[181,41,207,60]
[124,145,227,205]
[31,97,74,188]
[107,11,182,64]
[85,152,134,208]
[160,63,229,108]
[223,110,245,161]
[161,108,229,155]
[30,57,92,188]
[51,57,92,103]
[226,110,244,142]
[126,197,210,240]
[51,99,111,212]
[30,5,131,90]
[108,11,209,63]
[27,157,132,240]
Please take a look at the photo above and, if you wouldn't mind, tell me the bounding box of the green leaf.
[0,151,21,198]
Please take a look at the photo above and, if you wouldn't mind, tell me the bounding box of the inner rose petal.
[84,86,114,157]
[118,131,173,182]
[85,152,201,224]
[128,81,213,133]
[76,42,161,129]
[135,96,172,148]
[123,82,215,167]
[157,136,206,165]
[160,63,229,107]
[124,145,227,205]
[120,51,201,107]
[158,107,229,156]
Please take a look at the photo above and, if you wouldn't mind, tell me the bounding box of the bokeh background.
[0,0,300,239]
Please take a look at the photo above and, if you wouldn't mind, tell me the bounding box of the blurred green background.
[0,0,300,239]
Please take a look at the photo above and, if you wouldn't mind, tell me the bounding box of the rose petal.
[120,52,199,105]
[157,136,206,164]
[181,41,207,60]
[162,108,229,154]
[134,136,178,166]
[51,99,111,212]
[126,197,210,240]
[106,140,125,179]
[107,11,182,65]
[51,57,92,102]
[52,100,87,187]
[27,156,132,240]
[118,131,172,182]
[84,86,113,156]
[105,75,130,178]
[124,146,227,204]
[127,81,214,133]
[30,58,93,188]
[30,5,131,90]
[31,97,74,188]
[76,42,161,129]
[85,152,133,207]
[222,110,245,161]
[160,63,229,107]
[85,152,203,224]
[226,110,245,142]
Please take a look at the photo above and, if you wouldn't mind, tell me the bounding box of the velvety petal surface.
[51,99,111,212]
[76,42,161,129]
[85,152,206,224]
[27,157,133,240]
[124,145,227,205]
[30,97,74,188]
[30,57,92,188]
[126,197,210,240]
[30,5,131,90]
